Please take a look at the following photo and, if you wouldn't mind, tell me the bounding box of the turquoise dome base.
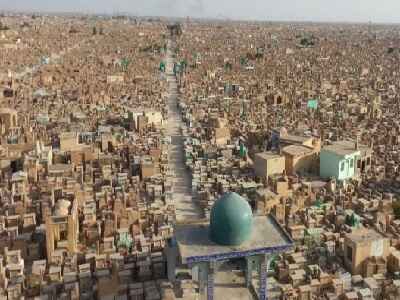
[209,192,253,246]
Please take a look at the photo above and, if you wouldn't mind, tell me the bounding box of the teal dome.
[209,192,253,246]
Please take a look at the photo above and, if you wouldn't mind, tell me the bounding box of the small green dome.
[209,192,253,246]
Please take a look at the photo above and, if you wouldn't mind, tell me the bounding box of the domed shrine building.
[169,192,293,300]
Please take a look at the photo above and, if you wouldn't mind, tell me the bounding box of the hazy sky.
[0,0,399,23]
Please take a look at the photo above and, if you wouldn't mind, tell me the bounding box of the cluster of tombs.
[0,14,188,300]
[2,12,400,300]
[165,21,400,299]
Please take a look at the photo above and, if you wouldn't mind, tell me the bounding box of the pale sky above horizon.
[0,0,399,23]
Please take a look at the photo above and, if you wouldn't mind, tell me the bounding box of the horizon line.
[1,8,400,26]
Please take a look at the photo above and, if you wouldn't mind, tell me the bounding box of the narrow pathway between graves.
[165,39,203,222]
